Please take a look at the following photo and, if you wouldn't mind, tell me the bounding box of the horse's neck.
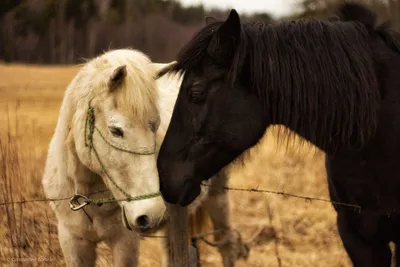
[265,94,338,153]
[65,131,106,195]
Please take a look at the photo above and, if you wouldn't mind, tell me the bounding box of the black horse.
[157,3,400,266]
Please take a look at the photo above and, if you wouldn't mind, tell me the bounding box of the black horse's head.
[158,3,384,206]
[157,10,266,206]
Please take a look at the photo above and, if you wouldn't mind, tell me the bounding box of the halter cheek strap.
[69,99,161,211]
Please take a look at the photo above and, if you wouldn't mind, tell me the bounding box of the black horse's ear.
[207,9,241,66]
[152,61,178,79]
[205,16,217,25]
[108,65,127,91]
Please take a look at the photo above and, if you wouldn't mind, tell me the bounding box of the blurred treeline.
[294,0,398,25]
[1,0,399,64]
[0,0,272,64]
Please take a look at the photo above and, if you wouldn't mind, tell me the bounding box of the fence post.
[167,203,191,266]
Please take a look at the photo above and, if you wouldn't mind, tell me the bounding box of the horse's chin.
[137,226,161,235]
[124,218,167,234]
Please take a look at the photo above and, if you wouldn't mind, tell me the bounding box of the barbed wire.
[0,181,362,265]
[0,184,361,211]
[0,189,110,206]
[200,183,362,211]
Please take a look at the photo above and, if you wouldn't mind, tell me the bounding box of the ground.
[0,63,353,266]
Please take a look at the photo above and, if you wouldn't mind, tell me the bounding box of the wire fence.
[0,182,362,267]
[0,183,362,211]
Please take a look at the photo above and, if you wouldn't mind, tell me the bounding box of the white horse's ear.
[205,16,217,25]
[108,65,127,91]
[153,61,178,79]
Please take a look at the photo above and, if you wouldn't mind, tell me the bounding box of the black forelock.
[174,22,223,73]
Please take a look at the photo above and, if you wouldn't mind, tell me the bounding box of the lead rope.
[69,99,161,211]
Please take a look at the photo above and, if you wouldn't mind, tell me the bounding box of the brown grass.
[0,63,353,266]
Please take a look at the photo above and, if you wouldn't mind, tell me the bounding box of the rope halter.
[69,99,161,211]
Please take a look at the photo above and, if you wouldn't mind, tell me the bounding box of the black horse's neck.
[232,19,381,153]
[265,97,344,153]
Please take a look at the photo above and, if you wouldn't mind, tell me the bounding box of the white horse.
[42,49,248,267]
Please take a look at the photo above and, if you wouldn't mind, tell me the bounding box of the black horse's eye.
[189,85,205,103]
[109,126,124,137]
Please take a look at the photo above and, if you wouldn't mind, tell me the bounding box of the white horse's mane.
[155,70,184,147]
[53,49,161,189]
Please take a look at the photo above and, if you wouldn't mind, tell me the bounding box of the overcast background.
[4,0,396,64]
[180,0,299,18]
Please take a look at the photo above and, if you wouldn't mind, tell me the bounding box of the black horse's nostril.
[136,215,149,229]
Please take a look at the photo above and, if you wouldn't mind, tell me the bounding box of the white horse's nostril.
[136,215,150,229]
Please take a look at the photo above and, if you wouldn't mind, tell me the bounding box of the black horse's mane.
[174,3,400,151]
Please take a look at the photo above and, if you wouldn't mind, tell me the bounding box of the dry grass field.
[0,63,353,267]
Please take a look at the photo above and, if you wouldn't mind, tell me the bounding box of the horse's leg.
[326,155,392,266]
[337,212,392,267]
[106,227,139,267]
[57,223,96,267]
[203,170,249,267]
[394,242,400,267]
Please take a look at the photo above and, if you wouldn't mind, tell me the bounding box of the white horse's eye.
[109,126,124,138]
[149,121,157,132]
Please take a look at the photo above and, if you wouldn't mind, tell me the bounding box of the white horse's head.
[58,49,176,232]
